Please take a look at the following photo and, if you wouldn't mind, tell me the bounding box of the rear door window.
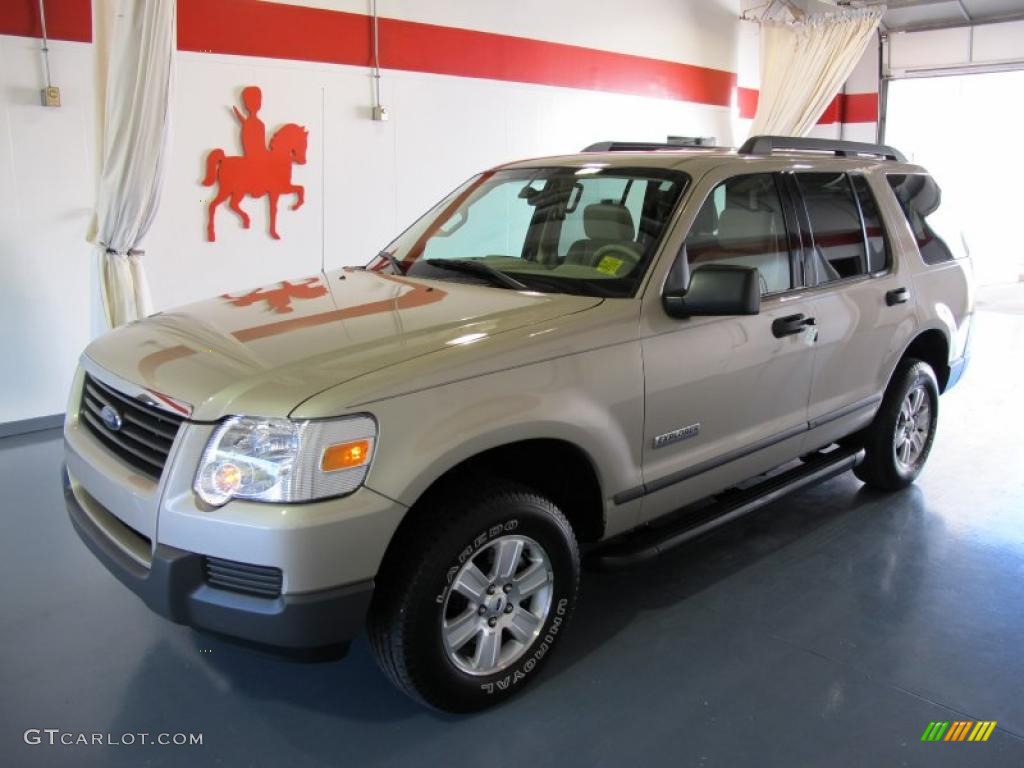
[887,174,965,264]
[796,173,868,282]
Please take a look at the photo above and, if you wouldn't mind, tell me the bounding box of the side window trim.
[775,172,811,289]
[783,171,822,286]
[845,173,871,277]
[850,174,892,276]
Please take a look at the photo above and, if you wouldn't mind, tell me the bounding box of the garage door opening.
[885,70,1024,288]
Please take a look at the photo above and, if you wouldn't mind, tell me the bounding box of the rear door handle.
[886,287,910,306]
[772,313,815,338]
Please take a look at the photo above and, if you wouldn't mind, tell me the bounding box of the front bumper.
[64,465,373,649]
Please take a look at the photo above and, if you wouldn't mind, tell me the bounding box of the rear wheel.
[368,483,579,712]
[854,358,939,491]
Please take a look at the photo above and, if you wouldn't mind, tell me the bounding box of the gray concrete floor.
[2,287,1023,767]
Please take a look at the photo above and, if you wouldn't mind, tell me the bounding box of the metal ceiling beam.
[885,0,961,8]
[884,10,1024,32]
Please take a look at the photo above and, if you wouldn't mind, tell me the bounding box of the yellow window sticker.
[596,256,624,276]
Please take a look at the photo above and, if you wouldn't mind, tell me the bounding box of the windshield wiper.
[376,251,406,275]
[423,259,528,290]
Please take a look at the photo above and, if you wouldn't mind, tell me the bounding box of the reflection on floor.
[2,298,1023,767]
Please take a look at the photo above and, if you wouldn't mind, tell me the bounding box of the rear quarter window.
[886,174,966,264]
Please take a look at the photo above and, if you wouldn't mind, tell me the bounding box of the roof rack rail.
[582,140,718,152]
[738,135,906,162]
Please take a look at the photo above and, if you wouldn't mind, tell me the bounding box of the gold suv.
[63,136,972,711]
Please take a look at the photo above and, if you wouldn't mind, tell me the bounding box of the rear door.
[790,171,917,446]
[638,171,819,523]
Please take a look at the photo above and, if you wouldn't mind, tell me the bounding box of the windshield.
[368,167,690,298]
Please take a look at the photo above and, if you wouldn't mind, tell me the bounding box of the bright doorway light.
[886,71,1024,287]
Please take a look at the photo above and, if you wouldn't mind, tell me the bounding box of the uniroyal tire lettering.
[437,519,521,604]
[479,599,570,694]
[436,564,460,603]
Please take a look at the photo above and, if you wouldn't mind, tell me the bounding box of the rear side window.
[797,173,868,281]
[887,174,964,264]
[683,173,792,294]
[851,176,889,273]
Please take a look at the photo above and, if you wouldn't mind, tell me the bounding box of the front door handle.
[886,287,910,306]
[772,313,815,338]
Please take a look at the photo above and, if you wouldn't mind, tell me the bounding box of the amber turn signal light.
[321,439,372,472]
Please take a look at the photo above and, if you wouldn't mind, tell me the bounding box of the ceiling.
[782,0,1024,30]
[878,0,1024,31]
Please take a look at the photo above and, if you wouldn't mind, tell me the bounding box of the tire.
[853,358,939,491]
[367,482,580,712]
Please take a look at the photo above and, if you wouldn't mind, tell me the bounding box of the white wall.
[146,54,738,311]
[0,35,97,424]
[287,0,742,72]
[1,0,743,423]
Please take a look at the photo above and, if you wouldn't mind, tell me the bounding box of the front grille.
[79,373,185,480]
[203,556,283,598]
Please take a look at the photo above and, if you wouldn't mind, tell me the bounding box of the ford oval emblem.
[100,404,123,432]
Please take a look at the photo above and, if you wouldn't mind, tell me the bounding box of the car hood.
[83,269,602,420]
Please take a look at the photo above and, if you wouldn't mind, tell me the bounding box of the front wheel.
[368,483,579,712]
[854,358,939,491]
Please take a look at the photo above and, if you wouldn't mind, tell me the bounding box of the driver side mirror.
[663,263,761,319]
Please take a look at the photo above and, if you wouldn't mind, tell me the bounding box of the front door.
[639,172,819,523]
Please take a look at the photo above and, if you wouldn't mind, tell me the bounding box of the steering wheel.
[590,243,641,276]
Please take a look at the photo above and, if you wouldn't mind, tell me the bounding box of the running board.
[588,447,863,570]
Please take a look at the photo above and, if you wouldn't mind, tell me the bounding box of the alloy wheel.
[893,383,931,471]
[441,535,554,676]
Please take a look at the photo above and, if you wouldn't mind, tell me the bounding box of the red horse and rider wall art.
[203,86,309,241]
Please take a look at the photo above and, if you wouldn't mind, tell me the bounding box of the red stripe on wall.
[816,93,879,124]
[738,87,758,119]
[817,95,844,124]
[178,0,736,107]
[840,92,878,123]
[0,0,91,43]
[177,0,371,67]
[381,18,736,106]
[738,89,877,124]
[1,0,876,124]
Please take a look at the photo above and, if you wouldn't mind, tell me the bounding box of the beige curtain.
[88,0,176,328]
[750,8,883,137]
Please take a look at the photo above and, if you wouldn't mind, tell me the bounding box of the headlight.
[194,415,377,507]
